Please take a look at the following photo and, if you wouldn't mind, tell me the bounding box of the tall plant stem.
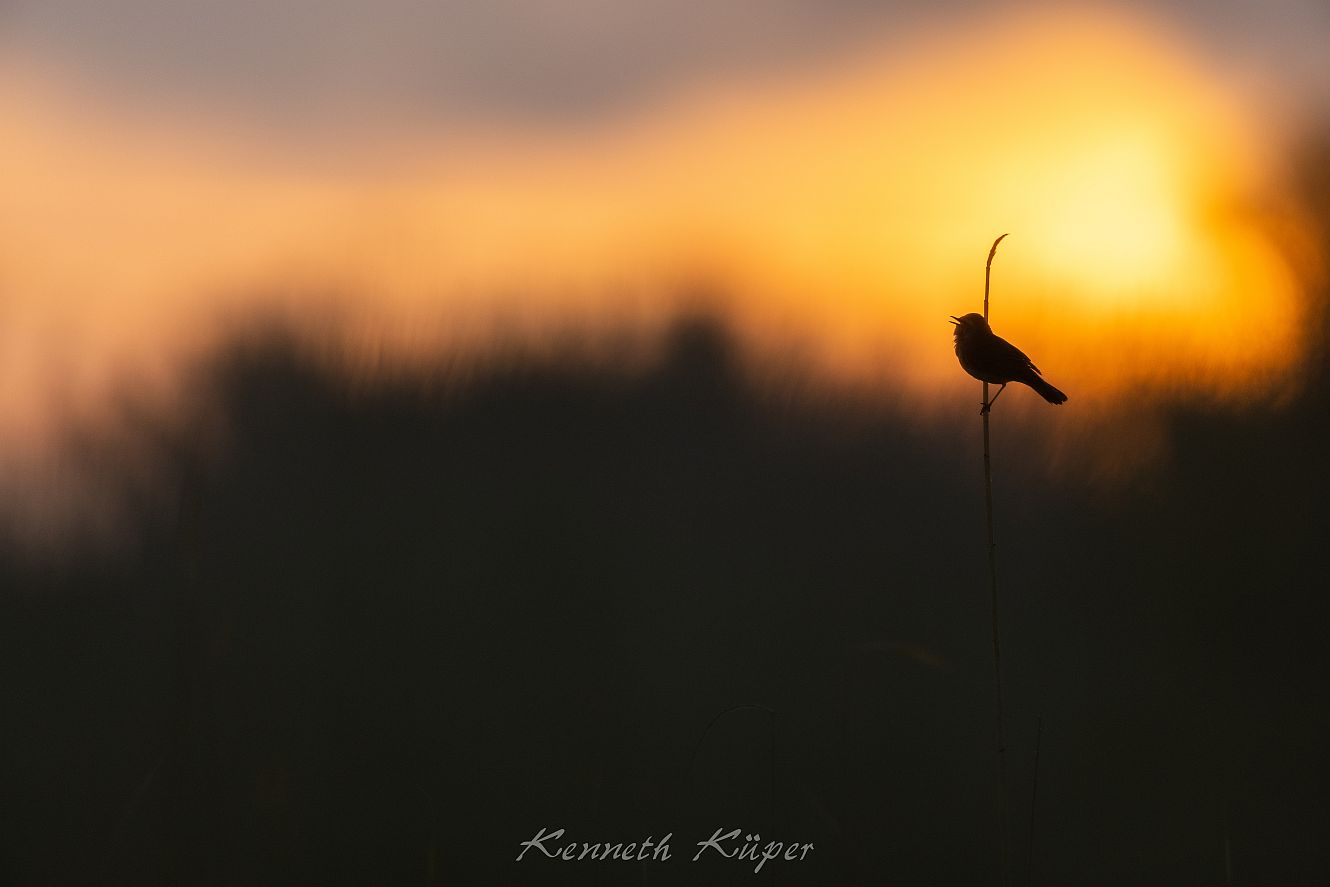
[984,232,1010,886]
[1027,716,1043,885]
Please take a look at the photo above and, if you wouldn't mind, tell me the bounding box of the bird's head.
[949,313,990,340]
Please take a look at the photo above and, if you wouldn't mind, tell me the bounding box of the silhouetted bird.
[950,313,1067,413]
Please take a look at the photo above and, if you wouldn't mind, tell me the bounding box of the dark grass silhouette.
[12,121,1330,882]
[0,302,1328,885]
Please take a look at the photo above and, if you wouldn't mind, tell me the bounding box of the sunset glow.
[0,7,1318,458]
[7,6,1330,881]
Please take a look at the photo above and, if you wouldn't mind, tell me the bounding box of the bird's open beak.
[949,316,960,325]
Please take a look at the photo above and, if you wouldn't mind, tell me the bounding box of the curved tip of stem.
[984,234,1009,322]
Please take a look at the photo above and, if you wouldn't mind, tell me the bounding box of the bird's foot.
[979,402,991,415]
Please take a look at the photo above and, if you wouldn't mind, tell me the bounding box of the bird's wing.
[994,336,1042,376]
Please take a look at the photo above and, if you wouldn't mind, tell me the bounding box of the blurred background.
[2,1,1329,883]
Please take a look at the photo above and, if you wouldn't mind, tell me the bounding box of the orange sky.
[0,5,1322,509]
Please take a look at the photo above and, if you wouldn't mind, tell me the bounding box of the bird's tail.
[1028,376,1068,405]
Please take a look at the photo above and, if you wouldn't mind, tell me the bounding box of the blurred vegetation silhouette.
[3,141,1330,884]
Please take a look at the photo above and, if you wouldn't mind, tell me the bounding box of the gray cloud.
[3,0,1328,129]
[2,0,945,124]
